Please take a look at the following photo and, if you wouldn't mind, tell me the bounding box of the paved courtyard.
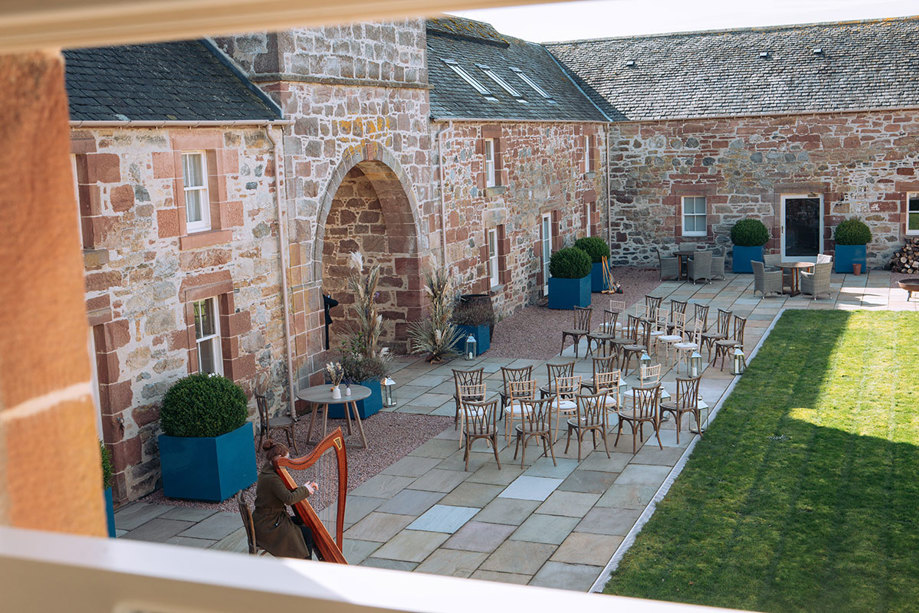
[115,269,916,591]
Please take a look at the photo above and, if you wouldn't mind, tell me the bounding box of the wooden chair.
[666,300,688,334]
[452,367,484,429]
[540,360,575,398]
[621,318,652,377]
[594,369,622,427]
[656,311,686,365]
[581,354,617,393]
[659,376,701,444]
[236,492,268,556]
[644,295,663,325]
[586,309,617,357]
[460,397,501,471]
[513,398,556,468]
[701,308,731,360]
[499,365,533,414]
[616,384,662,454]
[673,321,703,375]
[685,303,710,337]
[645,305,668,357]
[713,315,747,370]
[255,374,298,454]
[504,379,536,442]
[456,382,486,449]
[551,375,581,443]
[565,393,610,461]
[560,306,593,358]
[607,311,635,363]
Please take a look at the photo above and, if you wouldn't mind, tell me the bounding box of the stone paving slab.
[159,507,218,523]
[480,540,556,574]
[473,498,541,525]
[371,530,450,562]
[438,482,504,507]
[177,512,241,540]
[122,518,194,542]
[376,489,444,516]
[498,475,563,501]
[407,505,479,533]
[551,532,624,566]
[114,502,171,531]
[442,521,516,553]
[536,491,601,518]
[470,569,532,585]
[344,512,415,542]
[511,514,579,545]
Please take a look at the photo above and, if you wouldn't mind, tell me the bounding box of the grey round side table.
[297,384,370,449]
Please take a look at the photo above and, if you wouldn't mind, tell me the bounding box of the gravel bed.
[140,412,452,513]
[487,266,662,359]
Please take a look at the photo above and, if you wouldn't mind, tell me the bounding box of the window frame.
[193,297,223,375]
[487,228,499,288]
[541,213,552,296]
[908,192,919,235]
[484,138,496,188]
[681,196,707,237]
[584,135,591,173]
[182,151,211,234]
[585,202,592,237]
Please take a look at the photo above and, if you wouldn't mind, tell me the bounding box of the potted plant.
[834,217,871,274]
[730,218,770,273]
[408,268,462,363]
[329,341,390,419]
[548,247,592,309]
[574,236,612,292]
[100,440,116,537]
[451,294,495,357]
[157,373,257,502]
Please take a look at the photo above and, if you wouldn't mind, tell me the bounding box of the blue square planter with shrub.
[834,218,871,273]
[548,247,592,309]
[158,373,257,502]
[454,323,490,356]
[328,378,383,419]
[574,237,611,292]
[450,294,494,356]
[328,351,389,419]
[730,219,770,273]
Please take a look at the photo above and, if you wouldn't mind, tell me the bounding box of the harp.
[273,427,348,564]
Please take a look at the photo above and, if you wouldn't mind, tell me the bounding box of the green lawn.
[605,311,919,612]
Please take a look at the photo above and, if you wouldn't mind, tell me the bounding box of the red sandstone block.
[221,335,240,360]
[85,271,122,293]
[157,208,180,239]
[110,184,134,213]
[151,152,175,179]
[110,437,141,472]
[100,415,123,445]
[225,201,244,227]
[225,353,256,382]
[132,404,160,428]
[95,351,120,385]
[78,184,102,216]
[86,153,121,183]
[100,380,133,415]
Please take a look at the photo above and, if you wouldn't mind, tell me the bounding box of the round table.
[297,384,370,449]
[779,261,815,296]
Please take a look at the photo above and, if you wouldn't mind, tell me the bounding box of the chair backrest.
[691,250,712,274]
[501,365,533,392]
[575,393,606,428]
[732,315,747,345]
[572,306,592,331]
[640,363,661,386]
[508,379,537,402]
[675,377,701,412]
[692,303,710,330]
[236,492,258,555]
[601,309,619,334]
[816,253,833,265]
[626,314,641,340]
[684,319,703,347]
[461,398,500,435]
[255,393,269,435]
[644,295,663,320]
[547,361,575,383]
[716,308,732,335]
[752,259,765,281]
[592,355,616,380]
[628,384,661,420]
[453,368,484,391]
[554,375,582,402]
[635,319,653,349]
[670,300,688,320]
[608,299,626,314]
[763,253,781,268]
[518,398,553,434]
[595,370,621,410]
[669,311,686,337]
[813,261,832,285]
[458,382,486,401]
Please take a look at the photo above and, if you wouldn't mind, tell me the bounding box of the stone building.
[65,15,919,502]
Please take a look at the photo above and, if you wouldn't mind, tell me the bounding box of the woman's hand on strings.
[303,480,319,495]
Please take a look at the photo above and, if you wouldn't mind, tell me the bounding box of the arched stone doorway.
[318,158,423,353]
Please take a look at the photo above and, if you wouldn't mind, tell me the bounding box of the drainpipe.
[435,121,453,269]
[264,125,297,420]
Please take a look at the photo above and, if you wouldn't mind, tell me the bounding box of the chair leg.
[513,430,521,460]
[464,436,471,471]
[564,424,572,454]
[520,432,527,468]
[492,434,501,470]
[576,430,582,462]
[546,434,557,466]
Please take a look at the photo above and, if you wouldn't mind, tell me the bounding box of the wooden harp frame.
[273,427,348,564]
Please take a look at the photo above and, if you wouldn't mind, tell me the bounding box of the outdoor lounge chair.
[655,247,679,281]
[710,247,726,280]
[687,250,712,284]
[801,261,832,299]
[752,260,783,297]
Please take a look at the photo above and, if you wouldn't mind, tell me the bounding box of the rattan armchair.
[710,247,726,280]
[801,261,832,299]
[687,250,712,284]
[752,260,783,298]
[656,247,679,281]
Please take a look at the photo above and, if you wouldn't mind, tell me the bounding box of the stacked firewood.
[890,237,919,273]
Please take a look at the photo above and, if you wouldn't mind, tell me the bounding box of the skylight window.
[477,64,522,99]
[509,67,554,102]
[443,59,496,100]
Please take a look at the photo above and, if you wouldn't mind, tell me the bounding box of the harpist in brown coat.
[253,440,318,559]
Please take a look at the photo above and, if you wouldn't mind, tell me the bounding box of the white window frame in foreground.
[484,138,496,188]
[487,228,499,288]
[194,297,223,375]
[908,192,919,235]
[182,151,210,233]
[682,196,707,237]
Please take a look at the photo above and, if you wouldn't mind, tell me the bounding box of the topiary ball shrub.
[550,247,592,279]
[161,373,248,438]
[573,236,611,263]
[730,219,770,247]
[834,217,872,245]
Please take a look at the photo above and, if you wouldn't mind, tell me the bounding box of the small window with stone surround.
[182,152,210,233]
[908,193,919,235]
[194,297,223,375]
[682,196,707,237]
[487,228,499,288]
[484,139,497,188]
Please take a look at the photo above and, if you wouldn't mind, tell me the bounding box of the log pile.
[890,237,919,273]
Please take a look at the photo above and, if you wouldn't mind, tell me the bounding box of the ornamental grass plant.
[408,269,462,362]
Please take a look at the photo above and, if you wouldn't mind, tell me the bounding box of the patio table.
[779,261,815,297]
[674,248,698,280]
[298,384,370,449]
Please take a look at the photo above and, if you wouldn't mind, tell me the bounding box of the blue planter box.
[104,487,116,538]
[454,323,490,357]
[328,379,383,420]
[590,262,609,292]
[548,275,591,310]
[732,245,764,274]
[835,244,867,273]
[158,421,256,502]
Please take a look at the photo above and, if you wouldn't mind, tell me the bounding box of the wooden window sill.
[180,229,232,250]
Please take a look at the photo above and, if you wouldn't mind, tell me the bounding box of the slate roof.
[426,17,608,122]
[547,16,919,121]
[64,40,281,122]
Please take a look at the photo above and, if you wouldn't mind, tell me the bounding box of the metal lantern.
[382,377,397,407]
[465,334,477,360]
[731,348,746,375]
[640,351,652,371]
[690,351,703,378]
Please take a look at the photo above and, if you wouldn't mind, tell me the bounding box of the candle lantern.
[690,351,702,378]
[464,335,477,360]
[640,351,652,371]
[731,348,746,375]
[382,377,397,407]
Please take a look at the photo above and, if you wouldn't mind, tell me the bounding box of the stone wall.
[436,121,606,317]
[607,110,919,267]
[74,127,286,502]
